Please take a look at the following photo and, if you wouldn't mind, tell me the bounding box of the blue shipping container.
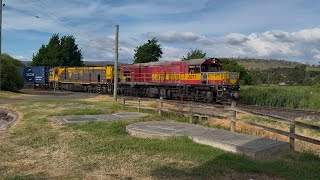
[32,66,49,84]
[20,67,35,83]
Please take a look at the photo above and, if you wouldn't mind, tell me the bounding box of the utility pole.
[0,0,3,90]
[113,24,119,101]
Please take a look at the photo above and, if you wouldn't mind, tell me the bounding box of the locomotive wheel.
[167,90,172,99]
[207,92,214,103]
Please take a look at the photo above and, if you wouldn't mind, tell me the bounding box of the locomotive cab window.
[209,64,220,72]
[201,65,209,72]
[123,71,131,82]
[188,65,195,74]
[189,65,200,73]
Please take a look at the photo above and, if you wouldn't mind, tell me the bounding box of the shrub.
[0,54,24,91]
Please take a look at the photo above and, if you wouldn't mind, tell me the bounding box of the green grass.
[240,86,320,110]
[4,172,50,180]
[0,94,320,179]
[67,120,320,179]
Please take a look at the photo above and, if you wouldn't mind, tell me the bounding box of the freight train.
[19,66,50,88]
[20,58,240,103]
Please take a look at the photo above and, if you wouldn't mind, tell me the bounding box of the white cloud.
[293,28,320,43]
[144,32,201,43]
[12,55,24,60]
[90,28,320,64]
[4,0,320,64]
[223,33,249,45]
[160,46,186,61]
[313,54,320,61]
[108,0,209,18]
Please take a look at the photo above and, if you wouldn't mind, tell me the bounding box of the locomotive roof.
[127,58,220,67]
[186,58,221,65]
[185,58,207,65]
[128,61,180,67]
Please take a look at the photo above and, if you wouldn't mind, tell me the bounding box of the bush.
[0,54,24,91]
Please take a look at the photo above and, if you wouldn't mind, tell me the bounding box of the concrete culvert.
[0,109,18,132]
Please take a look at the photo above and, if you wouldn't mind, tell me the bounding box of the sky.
[3,0,320,64]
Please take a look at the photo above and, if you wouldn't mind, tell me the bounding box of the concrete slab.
[52,112,148,125]
[126,121,290,160]
[0,109,18,132]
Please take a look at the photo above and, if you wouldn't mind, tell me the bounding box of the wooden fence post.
[138,98,141,112]
[230,100,237,132]
[290,120,296,149]
[159,97,163,115]
[123,98,126,107]
[189,106,193,124]
[180,96,184,111]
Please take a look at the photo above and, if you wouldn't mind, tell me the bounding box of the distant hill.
[21,61,32,66]
[231,58,320,71]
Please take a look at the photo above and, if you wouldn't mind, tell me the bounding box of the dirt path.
[0,89,100,105]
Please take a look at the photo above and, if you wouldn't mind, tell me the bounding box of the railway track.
[121,95,320,122]
[238,105,320,122]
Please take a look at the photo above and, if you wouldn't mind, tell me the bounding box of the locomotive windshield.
[201,64,220,72]
[187,58,222,73]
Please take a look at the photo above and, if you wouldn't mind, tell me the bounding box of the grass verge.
[0,92,319,179]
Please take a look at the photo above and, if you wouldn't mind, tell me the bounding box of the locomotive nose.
[232,91,240,100]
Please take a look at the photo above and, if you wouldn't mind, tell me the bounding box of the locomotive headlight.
[223,87,226,91]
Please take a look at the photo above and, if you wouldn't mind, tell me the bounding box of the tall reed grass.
[240,86,320,110]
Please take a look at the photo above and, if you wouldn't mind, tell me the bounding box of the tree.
[182,49,206,60]
[32,34,83,66]
[220,58,252,85]
[60,35,83,66]
[134,38,162,63]
[0,54,24,91]
[248,69,268,85]
[288,64,306,85]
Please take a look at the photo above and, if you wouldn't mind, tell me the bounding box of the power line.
[38,0,115,32]
[21,0,110,48]
[34,0,115,45]
[31,0,107,44]
[22,0,97,44]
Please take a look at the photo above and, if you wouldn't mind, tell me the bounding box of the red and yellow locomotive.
[49,58,240,103]
[120,58,239,102]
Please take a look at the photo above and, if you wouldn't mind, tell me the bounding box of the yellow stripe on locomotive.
[49,66,114,84]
